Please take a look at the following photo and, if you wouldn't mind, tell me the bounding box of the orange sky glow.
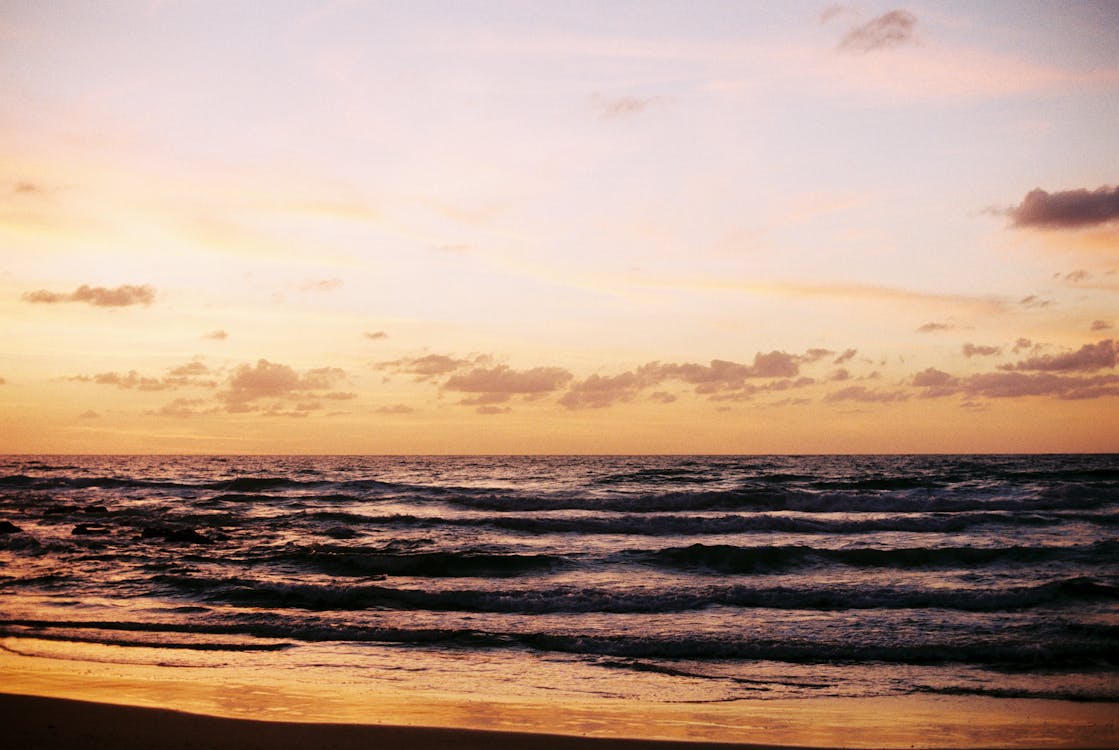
[1,1,1117,454]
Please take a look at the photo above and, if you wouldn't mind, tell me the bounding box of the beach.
[2,645,1117,748]
[1,455,1116,748]
[0,692,788,750]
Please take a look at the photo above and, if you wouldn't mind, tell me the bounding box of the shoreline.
[2,648,1117,749]
[0,692,787,750]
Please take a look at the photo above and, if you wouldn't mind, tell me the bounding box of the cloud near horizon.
[70,361,217,391]
[221,359,348,413]
[998,339,1116,373]
[1009,185,1119,230]
[23,284,156,307]
[444,365,575,409]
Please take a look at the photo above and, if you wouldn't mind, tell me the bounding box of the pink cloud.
[559,371,649,410]
[220,359,348,413]
[444,365,573,396]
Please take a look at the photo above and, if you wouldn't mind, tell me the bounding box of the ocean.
[1,454,1116,709]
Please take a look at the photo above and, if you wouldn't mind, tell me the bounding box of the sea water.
[1,454,1116,707]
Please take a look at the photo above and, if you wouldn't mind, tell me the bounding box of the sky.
[1,1,1118,454]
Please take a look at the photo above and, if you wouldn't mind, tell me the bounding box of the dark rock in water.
[83,505,109,514]
[0,520,21,534]
[140,526,213,545]
[43,505,75,515]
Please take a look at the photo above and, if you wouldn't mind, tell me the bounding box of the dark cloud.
[204,330,229,340]
[1012,338,1035,353]
[13,182,41,194]
[78,409,99,419]
[912,367,960,398]
[476,405,512,415]
[837,10,917,52]
[916,322,954,333]
[1019,295,1052,309]
[830,368,851,382]
[962,343,1001,358]
[824,385,908,403]
[1062,270,1091,283]
[1090,320,1113,331]
[650,391,677,404]
[364,331,388,340]
[833,348,858,365]
[998,339,1116,373]
[23,284,155,307]
[1009,185,1119,230]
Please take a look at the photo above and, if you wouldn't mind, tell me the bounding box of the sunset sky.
[2,1,1117,454]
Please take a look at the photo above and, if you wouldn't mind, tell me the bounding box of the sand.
[0,692,795,750]
[1,644,1116,748]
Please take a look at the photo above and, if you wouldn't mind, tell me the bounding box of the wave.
[631,541,1119,574]
[150,574,1119,614]
[282,545,565,577]
[437,487,1113,514]
[2,616,1113,669]
[300,509,1103,535]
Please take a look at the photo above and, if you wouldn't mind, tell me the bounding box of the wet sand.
[0,692,792,750]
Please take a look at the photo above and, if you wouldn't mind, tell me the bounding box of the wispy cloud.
[824,385,908,403]
[837,10,917,53]
[364,331,389,341]
[23,284,156,307]
[588,93,662,119]
[375,354,489,381]
[69,362,217,391]
[962,343,1001,358]
[204,329,228,340]
[301,278,344,292]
